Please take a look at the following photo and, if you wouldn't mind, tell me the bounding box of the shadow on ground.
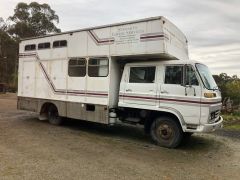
[22,117,224,153]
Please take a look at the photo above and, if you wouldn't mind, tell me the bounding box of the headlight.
[204,92,216,98]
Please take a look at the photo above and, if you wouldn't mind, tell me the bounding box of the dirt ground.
[0,93,239,180]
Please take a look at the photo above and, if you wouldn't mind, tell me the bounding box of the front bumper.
[198,116,223,132]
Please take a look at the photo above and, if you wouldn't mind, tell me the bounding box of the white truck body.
[17,16,223,148]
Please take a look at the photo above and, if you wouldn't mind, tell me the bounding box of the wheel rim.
[157,123,174,140]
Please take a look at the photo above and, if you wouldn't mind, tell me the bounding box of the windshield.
[196,64,218,90]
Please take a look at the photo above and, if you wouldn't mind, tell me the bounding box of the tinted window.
[53,40,67,48]
[25,44,36,51]
[68,58,86,77]
[88,58,109,77]
[186,65,199,86]
[165,66,183,84]
[38,42,51,50]
[129,67,156,83]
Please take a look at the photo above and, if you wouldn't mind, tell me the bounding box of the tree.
[0,2,61,90]
[8,2,61,38]
[225,80,240,105]
[0,18,18,84]
[213,73,240,105]
[0,17,7,31]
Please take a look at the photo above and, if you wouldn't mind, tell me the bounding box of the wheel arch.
[38,100,67,120]
[144,108,185,134]
[39,102,57,120]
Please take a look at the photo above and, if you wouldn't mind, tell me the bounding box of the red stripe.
[140,35,164,39]
[160,98,221,105]
[39,63,56,91]
[89,31,114,44]
[122,95,157,100]
[86,92,108,96]
[121,95,221,105]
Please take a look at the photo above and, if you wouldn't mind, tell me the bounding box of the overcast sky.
[1,0,239,76]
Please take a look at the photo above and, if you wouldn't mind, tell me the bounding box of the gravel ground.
[0,93,239,180]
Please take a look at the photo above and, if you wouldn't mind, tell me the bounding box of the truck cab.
[118,59,223,148]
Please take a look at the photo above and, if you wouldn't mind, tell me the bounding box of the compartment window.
[68,58,86,77]
[38,42,51,50]
[53,40,67,48]
[165,65,183,84]
[129,66,156,83]
[88,58,109,77]
[25,44,36,51]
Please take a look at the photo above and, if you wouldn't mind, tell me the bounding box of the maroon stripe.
[39,63,56,91]
[160,98,221,105]
[67,91,85,95]
[140,35,164,39]
[86,92,108,96]
[89,31,100,43]
[19,54,37,58]
[121,95,221,105]
[67,90,85,94]
[89,31,114,44]
[200,101,222,105]
[122,95,157,100]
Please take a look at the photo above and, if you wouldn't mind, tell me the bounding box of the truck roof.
[126,59,201,66]
[19,16,189,60]
[21,16,186,41]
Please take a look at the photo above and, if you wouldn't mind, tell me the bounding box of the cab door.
[122,66,157,106]
[160,64,201,124]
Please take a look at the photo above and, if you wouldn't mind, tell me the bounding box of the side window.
[68,58,86,77]
[25,44,36,51]
[88,58,109,77]
[186,65,199,86]
[165,66,183,84]
[129,66,156,83]
[53,40,67,48]
[38,42,51,50]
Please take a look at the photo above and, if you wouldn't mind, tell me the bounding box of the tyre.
[150,116,183,148]
[47,105,63,125]
[182,132,194,144]
[184,132,193,138]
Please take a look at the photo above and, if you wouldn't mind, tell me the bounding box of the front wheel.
[47,105,63,125]
[150,116,183,148]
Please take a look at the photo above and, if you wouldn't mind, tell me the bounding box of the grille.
[209,110,220,123]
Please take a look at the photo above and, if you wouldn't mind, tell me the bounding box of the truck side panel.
[17,96,109,124]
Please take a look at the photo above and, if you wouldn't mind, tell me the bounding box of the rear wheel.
[47,105,63,125]
[150,116,183,148]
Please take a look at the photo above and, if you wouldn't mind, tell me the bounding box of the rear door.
[22,61,36,97]
[160,64,201,124]
[123,66,157,106]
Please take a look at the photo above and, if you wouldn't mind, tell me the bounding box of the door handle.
[161,90,169,94]
[126,89,132,92]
